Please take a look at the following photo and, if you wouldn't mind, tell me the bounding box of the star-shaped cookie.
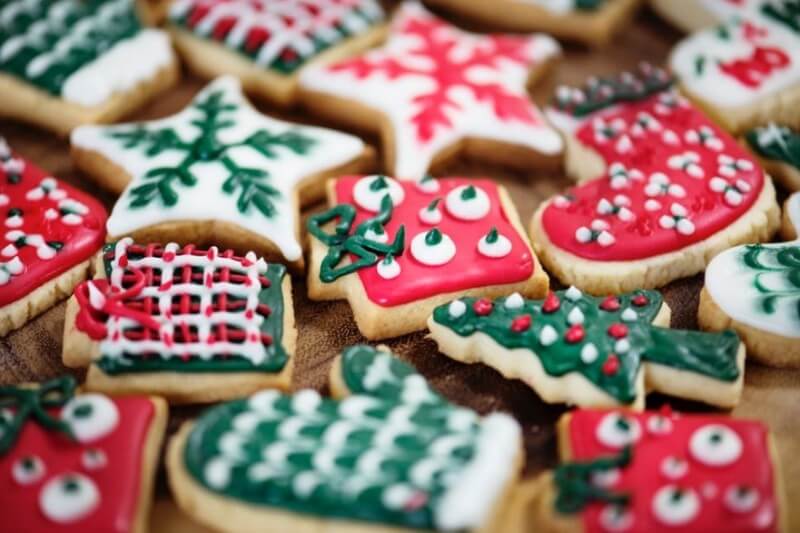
[299,1,563,180]
[71,76,375,270]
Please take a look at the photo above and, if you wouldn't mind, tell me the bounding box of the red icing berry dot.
[163,251,175,262]
[603,354,620,375]
[473,298,493,316]
[565,324,585,343]
[511,314,532,332]
[542,291,560,313]
[600,296,620,311]
[632,294,649,306]
[607,323,628,339]
[118,254,128,267]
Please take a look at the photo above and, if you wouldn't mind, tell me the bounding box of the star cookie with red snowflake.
[0,137,107,336]
[307,174,549,339]
[299,2,563,181]
[530,65,780,294]
[0,375,167,532]
[62,238,296,403]
[534,409,785,532]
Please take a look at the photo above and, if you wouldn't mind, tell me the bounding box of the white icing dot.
[81,449,107,471]
[597,231,615,247]
[575,227,592,243]
[677,218,695,235]
[600,504,634,532]
[353,175,405,212]
[292,390,321,415]
[410,230,456,266]
[5,215,22,228]
[39,473,100,523]
[581,343,599,364]
[445,185,490,221]
[1,244,16,257]
[504,293,524,310]
[596,413,641,449]
[724,486,760,513]
[477,231,511,258]
[61,394,119,443]
[689,425,742,466]
[205,457,232,489]
[565,286,582,301]
[248,389,280,412]
[539,325,558,346]
[12,455,45,485]
[614,339,630,354]
[661,456,688,480]
[377,257,401,279]
[448,300,466,318]
[591,468,620,488]
[418,204,442,225]
[37,245,57,260]
[0,194,7,206]
[416,176,440,194]
[621,308,637,322]
[645,199,662,211]
[652,485,700,526]
[363,227,389,244]
[567,307,584,325]
[647,414,673,435]
[383,483,416,510]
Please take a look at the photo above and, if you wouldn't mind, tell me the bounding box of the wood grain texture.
[1,4,799,531]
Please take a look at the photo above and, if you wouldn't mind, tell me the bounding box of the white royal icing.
[595,412,641,449]
[652,485,700,526]
[689,424,743,466]
[660,456,689,480]
[377,256,401,279]
[410,230,456,266]
[418,202,443,225]
[449,299,466,318]
[724,485,760,513]
[445,185,490,221]
[353,175,406,213]
[12,455,45,485]
[39,473,100,523]
[477,231,512,258]
[504,292,524,310]
[60,394,119,443]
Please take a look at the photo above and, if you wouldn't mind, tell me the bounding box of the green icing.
[746,123,800,170]
[554,446,631,514]
[96,243,289,375]
[742,244,800,318]
[574,0,606,10]
[761,0,800,34]
[183,345,514,530]
[106,87,314,216]
[0,0,141,97]
[432,289,741,405]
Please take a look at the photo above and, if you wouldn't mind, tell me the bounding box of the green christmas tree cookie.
[428,287,743,409]
[168,345,522,532]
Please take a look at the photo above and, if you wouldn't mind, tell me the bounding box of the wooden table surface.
[2,4,799,531]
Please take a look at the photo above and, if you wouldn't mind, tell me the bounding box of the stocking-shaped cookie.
[746,122,800,191]
[71,76,374,269]
[428,286,744,409]
[0,376,167,532]
[307,175,549,339]
[700,192,800,366]
[0,0,178,135]
[62,238,296,403]
[531,65,780,294]
[298,1,563,180]
[167,0,387,106]
[167,344,522,532]
[0,138,107,336]
[669,1,800,133]
[533,409,784,532]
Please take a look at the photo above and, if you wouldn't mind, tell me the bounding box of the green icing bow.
[554,446,631,513]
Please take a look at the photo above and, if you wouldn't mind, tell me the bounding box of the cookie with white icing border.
[424,0,642,47]
[428,286,745,409]
[745,122,800,191]
[699,192,800,367]
[0,138,107,336]
[307,174,549,340]
[669,1,800,134]
[531,65,780,294]
[0,375,168,533]
[61,239,296,404]
[166,0,387,107]
[531,409,787,532]
[298,1,563,181]
[71,76,374,270]
[167,344,523,533]
[0,0,179,136]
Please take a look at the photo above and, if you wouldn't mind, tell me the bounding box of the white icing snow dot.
[621,308,637,322]
[596,413,641,449]
[724,486,759,513]
[581,343,599,364]
[567,307,585,325]
[652,485,700,526]
[416,177,440,194]
[60,394,119,443]
[12,455,45,485]
[504,292,524,310]
[39,473,100,523]
[689,424,742,466]
[353,175,405,212]
[539,325,558,346]
[411,230,456,266]
[565,286,582,301]
[445,185,490,221]
[377,257,401,279]
[477,230,511,258]
[418,203,442,225]
[448,300,466,318]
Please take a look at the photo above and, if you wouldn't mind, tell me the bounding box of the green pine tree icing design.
[746,123,800,170]
[741,244,800,318]
[431,288,740,405]
[183,345,520,530]
[107,88,315,217]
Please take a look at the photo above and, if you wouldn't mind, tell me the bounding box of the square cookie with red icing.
[61,239,296,404]
[0,137,107,336]
[533,409,786,532]
[531,65,780,294]
[307,174,549,340]
[0,376,167,533]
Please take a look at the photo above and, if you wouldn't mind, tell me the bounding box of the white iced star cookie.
[298,1,563,181]
[70,76,375,270]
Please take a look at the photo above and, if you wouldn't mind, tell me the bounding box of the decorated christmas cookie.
[71,76,373,269]
[0,375,168,533]
[167,0,387,107]
[0,0,178,135]
[307,175,549,339]
[424,0,641,47]
[299,2,563,181]
[699,192,800,367]
[533,409,785,532]
[0,138,107,336]
[669,0,800,133]
[167,344,522,533]
[61,238,296,403]
[650,0,764,32]
[428,287,745,409]
[746,122,800,191]
[531,65,780,294]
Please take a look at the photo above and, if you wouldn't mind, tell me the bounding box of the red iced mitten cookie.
[0,376,167,533]
[0,138,107,336]
[531,65,780,294]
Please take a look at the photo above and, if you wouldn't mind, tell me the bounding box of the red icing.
[473,298,494,316]
[334,177,534,307]
[0,396,155,532]
[543,291,561,313]
[607,323,628,339]
[601,354,619,375]
[565,324,585,343]
[541,91,765,261]
[567,409,778,533]
[511,314,532,332]
[0,151,106,307]
[719,45,791,88]
[600,296,620,311]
